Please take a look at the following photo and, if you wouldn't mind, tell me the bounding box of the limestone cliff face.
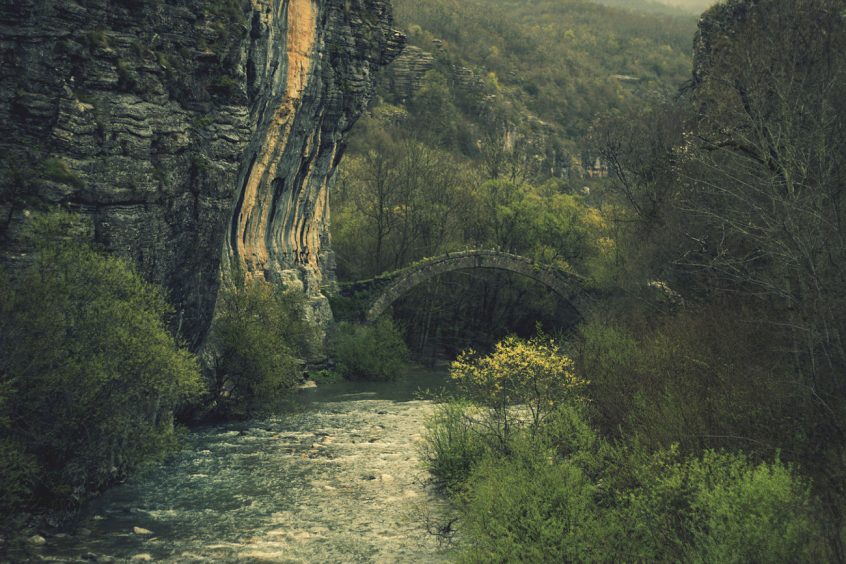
[0,0,404,347]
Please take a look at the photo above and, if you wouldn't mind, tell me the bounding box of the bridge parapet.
[335,250,589,323]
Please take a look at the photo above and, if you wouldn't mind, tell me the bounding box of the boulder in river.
[28,534,47,546]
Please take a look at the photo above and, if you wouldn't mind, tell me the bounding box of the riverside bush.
[0,213,202,517]
[451,335,586,449]
[331,319,408,381]
[610,448,819,562]
[459,450,600,563]
[450,427,819,561]
[420,400,488,493]
[205,280,313,418]
[424,336,821,561]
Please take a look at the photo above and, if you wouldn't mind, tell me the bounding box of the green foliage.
[685,452,816,562]
[334,120,605,352]
[206,280,312,419]
[425,334,821,560]
[575,1,846,555]
[393,0,695,144]
[427,405,819,560]
[451,335,586,440]
[0,212,202,516]
[40,157,83,188]
[608,447,819,562]
[595,0,714,15]
[459,450,600,563]
[0,437,36,517]
[332,0,695,355]
[331,319,408,381]
[420,400,488,493]
[327,292,371,323]
[576,320,642,431]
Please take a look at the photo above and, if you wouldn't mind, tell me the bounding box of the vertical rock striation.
[0,0,404,348]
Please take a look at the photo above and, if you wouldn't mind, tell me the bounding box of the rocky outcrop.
[0,0,404,348]
[382,45,433,102]
[692,0,756,86]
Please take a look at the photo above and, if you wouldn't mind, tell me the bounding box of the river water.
[37,368,456,563]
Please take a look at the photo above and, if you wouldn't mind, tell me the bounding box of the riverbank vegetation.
[330,319,409,381]
[0,213,202,526]
[425,337,824,561]
[203,280,313,419]
[0,214,315,531]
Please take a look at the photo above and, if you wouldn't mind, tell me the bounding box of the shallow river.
[38,368,456,563]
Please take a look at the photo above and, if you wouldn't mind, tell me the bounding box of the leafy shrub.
[613,447,819,562]
[206,280,312,419]
[459,450,600,563]
[420,400,488,493]
[0,212,202,516]
[451,335,586,447]
[331,319,408,381]
[0,438,36,518]
[685,451,817,562]
[539,403,599,459]
[448,431,818,561]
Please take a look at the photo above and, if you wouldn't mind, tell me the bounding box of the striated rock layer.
[0,0,404,348]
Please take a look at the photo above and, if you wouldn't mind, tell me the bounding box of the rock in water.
[28,534,47,546]
[132,527,153,536]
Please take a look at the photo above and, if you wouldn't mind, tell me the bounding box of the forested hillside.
[332,0,698,353]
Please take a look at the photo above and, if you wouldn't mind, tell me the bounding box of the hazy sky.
[594,0,720,16]
[657,0,718,12]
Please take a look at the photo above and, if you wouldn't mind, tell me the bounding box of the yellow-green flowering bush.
[451,335,586,437]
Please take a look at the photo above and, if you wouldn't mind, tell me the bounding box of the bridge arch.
[351,250,588,323]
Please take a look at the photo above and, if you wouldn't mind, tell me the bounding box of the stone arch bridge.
[335,250,591,323]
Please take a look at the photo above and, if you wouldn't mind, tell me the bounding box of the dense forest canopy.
[390,0,697,150]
